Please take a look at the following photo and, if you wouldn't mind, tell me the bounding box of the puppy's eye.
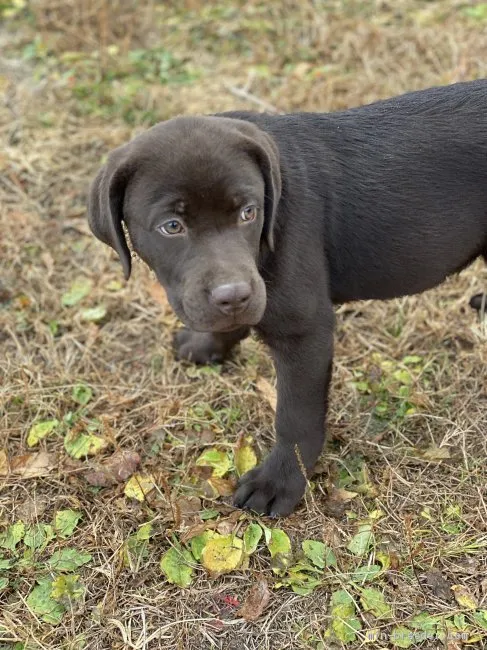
[240,205,257,223]
[159,219,185,236]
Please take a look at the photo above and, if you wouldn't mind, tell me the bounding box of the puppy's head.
[88,116,281,332]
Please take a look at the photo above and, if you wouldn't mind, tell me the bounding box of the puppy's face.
[88,116,281,333]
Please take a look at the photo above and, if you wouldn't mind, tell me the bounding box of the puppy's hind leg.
[173,326,250,365]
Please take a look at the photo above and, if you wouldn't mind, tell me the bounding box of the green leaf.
[79,305,107,322]
[71,383,93,405]
[0,521,25,551]
[160,547,195,588]
[190,530,217,561]
[48,548,92,571]
[402,355,422,365]
[472,610,487,630]
[266,528,292,575]
[64,430,108,459]
[27,419,59,447]
[347,523,374,556]
[302,540,336,568]
[360,587,392,618]
[199,509,219,520]
[350,564,381,583]
[61,277,93,307]
[24,523,54,550]
[390,626,414,648]
[136,523,153,541]
[195,448,232,478]
[51,574,84,601]
[243,523,262,555]
[54,509,82,538]
[26,578,65,624]
[326,589,361,643]
[408,612,440,633]
[0,557,13,570]
[0,576,8,590]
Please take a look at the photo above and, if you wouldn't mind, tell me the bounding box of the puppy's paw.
[173,328,225,364]
[233,446,307,517]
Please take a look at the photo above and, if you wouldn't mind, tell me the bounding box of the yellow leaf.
[201,534,244,575]
[255,377,277,411]
[451,585,478,610]
[419,445,451,461]
[234,442,257,476]
[27,420,60,447]
[124,474,156,501]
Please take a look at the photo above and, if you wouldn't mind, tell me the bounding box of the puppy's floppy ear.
[249,130,281,252]
[88,147,133,280]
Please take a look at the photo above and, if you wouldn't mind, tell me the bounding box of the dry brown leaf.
[0,449,8,476]
[422,569,453,601]
[237,578,271,621]
[174,496,202,528]
[207,476,235,497]
[8,452,56,478]
[255,377,277,412]
[147,280,170,313]
[84,450,140,487]
[331,488,359,502]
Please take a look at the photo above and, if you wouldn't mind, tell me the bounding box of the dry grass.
[1,1,487,649]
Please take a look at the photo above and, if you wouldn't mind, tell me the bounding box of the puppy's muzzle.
[209,282,252,316]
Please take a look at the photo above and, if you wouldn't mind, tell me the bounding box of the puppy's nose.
[210,282,251,315]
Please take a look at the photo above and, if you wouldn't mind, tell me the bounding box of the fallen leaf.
[419,445,451,461]
[27,419,60,447]
[0,522,25,551]
[422,569,452,601]
[51,574,84,601]
[238,578,271,621]
[243,523,263,555]
[26,578,65,624]
[48,548,92,571]
[83,450,140,487]
[148,281,170,312]
[451,584,478,610]
[201,534,244,576]
[61,277,93,307]
[79,305,107,322]
[196,448,231,478]
[160,547,194,588]
[390,626,414,648]
[264,526,292,575]
[190,530,218,561]
[255,377,277,411]
[0,449,8,475]
[331,487,359,502]
[124,473,156,501]
[347,523,374,556]
[24,524,54,551]
[360,587,392,618]
[174,496,202,528]
[9,452,56,478]
[17,496,49,522]
[234,440,257,477]
[71,383,93,405]
[326,589,361,643]
[207,476,235,497]
[54,509,82,538]
[64,430,108,459]
[302,539,337,568]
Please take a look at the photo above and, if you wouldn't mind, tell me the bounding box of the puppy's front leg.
[234,314,334,517]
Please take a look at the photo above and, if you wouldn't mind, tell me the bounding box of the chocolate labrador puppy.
[88,79,487,516]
